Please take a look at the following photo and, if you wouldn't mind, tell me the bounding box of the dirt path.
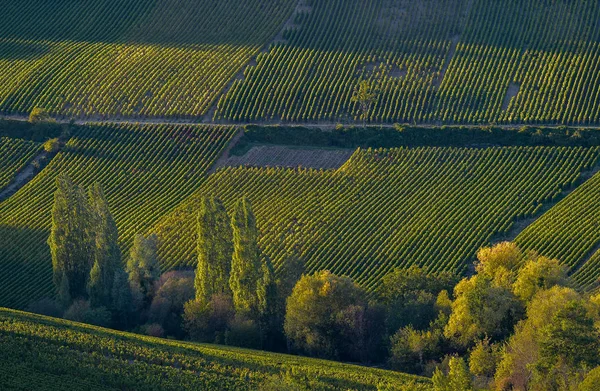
[0,148,52,201]
[5,114,600,131]
[201,0,310,123]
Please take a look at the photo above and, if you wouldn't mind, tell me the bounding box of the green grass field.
[0,308,429,390]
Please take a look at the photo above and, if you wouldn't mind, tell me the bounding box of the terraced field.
[516,169,600,290]
[0,308,428,390]
[153,146,598,292]
[0,123,237,309]
[216,0,600,125]
[0,137,40,190]
[0,0,296,119]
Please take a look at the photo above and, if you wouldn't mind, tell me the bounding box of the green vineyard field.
[0,308,428,390]
[1,0,599,124]
[153,146,598,292]
[0,123,237,309]
[0,0,296,119]
[216,0,600,124]
[0,137,40,190]
[516,170,600,290]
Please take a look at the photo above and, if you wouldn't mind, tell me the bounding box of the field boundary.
[492,163,600,245]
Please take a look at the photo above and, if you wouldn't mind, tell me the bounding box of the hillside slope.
[0,308,428,390]
[0,123,237,308]
[1,0,599,124]
[153,146,598,292]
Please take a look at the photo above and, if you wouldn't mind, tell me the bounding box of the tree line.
[32,174,600,391]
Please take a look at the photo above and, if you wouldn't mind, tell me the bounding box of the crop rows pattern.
[0,137,40,190]
[0,0,296,118]
[0,308,428,390]
[216,0,600,124]
[153,147,598,292]
[516,170,600,290]
[0,123,237,309]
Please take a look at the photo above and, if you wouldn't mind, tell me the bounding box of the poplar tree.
[49,173,94,305]
[195,197,233,304]
[229,197,262,316]
[126,234,160,308]
[87,183,121,308]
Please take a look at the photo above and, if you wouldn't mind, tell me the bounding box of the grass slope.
[0,308,429,391]
[0,123,237,309]
[153,146,598,292]
[0,0,296,118]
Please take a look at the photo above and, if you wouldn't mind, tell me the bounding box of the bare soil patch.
[502,82,521,110]
[215,145,354,170]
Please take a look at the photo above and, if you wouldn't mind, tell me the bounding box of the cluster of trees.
[36,175,600,390]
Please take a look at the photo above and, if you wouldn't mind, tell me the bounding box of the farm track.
[5,115,600,131]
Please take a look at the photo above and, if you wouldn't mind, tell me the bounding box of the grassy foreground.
[0,308,429,391]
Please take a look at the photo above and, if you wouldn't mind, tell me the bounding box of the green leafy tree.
[533,301,600,389]
[513,255,568,302]
[87,183,121,308]
[432,357,473,391]
[48,174,94,305]
[444,274,522,348]
[476,241,523,288]
[351,79,377,128]
[494,286,581,391]
[380,266,457,332]
[126,234,160,308]
[284,270,380,361]
[195,197,233,304]
[229,197,262,317]
[111,269,133,329]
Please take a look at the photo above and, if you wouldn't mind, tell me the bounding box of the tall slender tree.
[229,197,262,316]
[126,234,160,308]
[87,183,121,308]
[48,173,94,305]
[195,197,233,304]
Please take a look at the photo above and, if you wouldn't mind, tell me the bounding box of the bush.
[225,314,261,349]
[63,300,111,327]
[184,293,234,343]
[147,272,194,338]
[26,297,63,318]
[143,323,165,338]
[43,138,60,153]
[29,108,54,124]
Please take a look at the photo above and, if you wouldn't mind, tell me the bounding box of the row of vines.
[516,169,600,290]
[0,309,428,390]
[153,146,598,292]
[0,0,297,119]
[0,123,237,309]
[0,137,40,189]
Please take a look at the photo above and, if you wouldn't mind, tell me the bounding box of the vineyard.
[0,0,296,118]
[0,0,598,124]
[516,169,600,290]
[0,137,40,190]
[0,308,428,390]
[153,146,598,292]
[216,0,600,124]
[0,123,237,309]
